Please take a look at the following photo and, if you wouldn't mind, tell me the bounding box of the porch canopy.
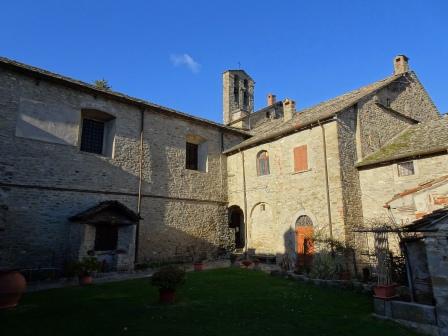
[69,201,141,226]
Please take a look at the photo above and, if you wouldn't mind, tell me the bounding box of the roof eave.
[0,57,249,136]
[356,147,448,169]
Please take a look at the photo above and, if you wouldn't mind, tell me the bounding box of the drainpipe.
[135,109,145,264]
[240,149,248,256]
[318,120,333,240]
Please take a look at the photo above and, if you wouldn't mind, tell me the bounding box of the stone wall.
[337,107,364,246]
[227,121,346,256]
[359,154,448,224]
[0,66,246,270]
[356,73,439,159]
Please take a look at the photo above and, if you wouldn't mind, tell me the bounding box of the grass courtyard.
[0,268,417,336]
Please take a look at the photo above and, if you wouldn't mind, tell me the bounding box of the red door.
[296,226,314,269]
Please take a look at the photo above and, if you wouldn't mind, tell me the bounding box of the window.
[293,145,308,172]
[94,225,118,251]
[185,134,208,172]
[80,119,104,154]
[233,75,239,104]
[80,109,115,156]
[397,161,415,177]
[257,151,270,176]
[186,142,199,170]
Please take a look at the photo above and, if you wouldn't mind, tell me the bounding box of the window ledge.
[291,168,312,175]
[185,168,208,174]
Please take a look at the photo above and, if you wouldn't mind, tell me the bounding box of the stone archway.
[249,202,274,253]
[228,205,245,249]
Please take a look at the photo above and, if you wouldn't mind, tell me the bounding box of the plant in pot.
[0,247,27,309]
[373,232,396,299]
[151,266,185,304]
[187,245,207,271]
[73,257,101,286]
[241,259,253,268]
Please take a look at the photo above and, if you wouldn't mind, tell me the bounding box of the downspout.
[319,120,333,239]
[240,149,248,256]
[135,109,145,264]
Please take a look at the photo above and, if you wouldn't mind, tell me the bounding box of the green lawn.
[0,268,418,336]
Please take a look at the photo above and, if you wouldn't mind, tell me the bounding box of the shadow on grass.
[0,268,418,336]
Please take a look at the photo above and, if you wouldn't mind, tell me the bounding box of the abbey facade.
[1,55,447,272]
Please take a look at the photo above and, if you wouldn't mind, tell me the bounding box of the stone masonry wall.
[337,107,364,246]
[227,121,346,256]
[357,74,440,158]
[359,154,448,222]
[0,66,246,269]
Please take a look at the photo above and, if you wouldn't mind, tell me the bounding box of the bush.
[73,257,101,276]
[151,266,186,291]
[309,252,338,280]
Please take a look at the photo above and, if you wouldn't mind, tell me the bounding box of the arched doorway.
[295,215,314,270]
[228,206,245,249]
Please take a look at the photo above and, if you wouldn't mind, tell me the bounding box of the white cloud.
[170,53,201,73]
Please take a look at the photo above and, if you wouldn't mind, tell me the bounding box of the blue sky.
[1,0,447,122]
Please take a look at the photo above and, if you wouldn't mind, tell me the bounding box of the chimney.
[267,93,276,106]
[393,55,409,75]
[283,98,296,121]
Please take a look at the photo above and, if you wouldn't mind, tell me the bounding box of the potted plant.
[151,266,185,304]
[241,259,253,268]
[373,233,396,299]
[0,247,27,309]
[73,257,101,286]
[187,245,207,271]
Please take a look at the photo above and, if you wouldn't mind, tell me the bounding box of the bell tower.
[222,70,254,128]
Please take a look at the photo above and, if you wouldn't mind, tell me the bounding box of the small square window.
[397,161,415,177]
[80,118,105,154]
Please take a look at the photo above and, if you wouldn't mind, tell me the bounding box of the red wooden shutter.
[294,145,308,172]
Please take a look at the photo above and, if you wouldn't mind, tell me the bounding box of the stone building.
[0,54,446,272]
[224,55,443,264]
[0,57,247,271]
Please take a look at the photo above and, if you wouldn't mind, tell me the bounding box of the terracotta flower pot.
[241,260,253,268]
[193,263,204,271]
[373,284,396,299]
[78,275,93,286]
[0,270,27,309]
[159,289,175,304]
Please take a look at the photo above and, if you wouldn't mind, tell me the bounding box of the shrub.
[151,266,185,291]
[73,257,101,276]
[309,252,338,280]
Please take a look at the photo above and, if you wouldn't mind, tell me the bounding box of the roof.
[357,118,448,168]
[69,201,141,225]
[224,72,406,154]
[0,57,249,137]
[223,69,254,80]
[403,207,448,232]
[385,174,448,206]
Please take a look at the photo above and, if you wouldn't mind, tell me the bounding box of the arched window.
[257,151,270,176]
